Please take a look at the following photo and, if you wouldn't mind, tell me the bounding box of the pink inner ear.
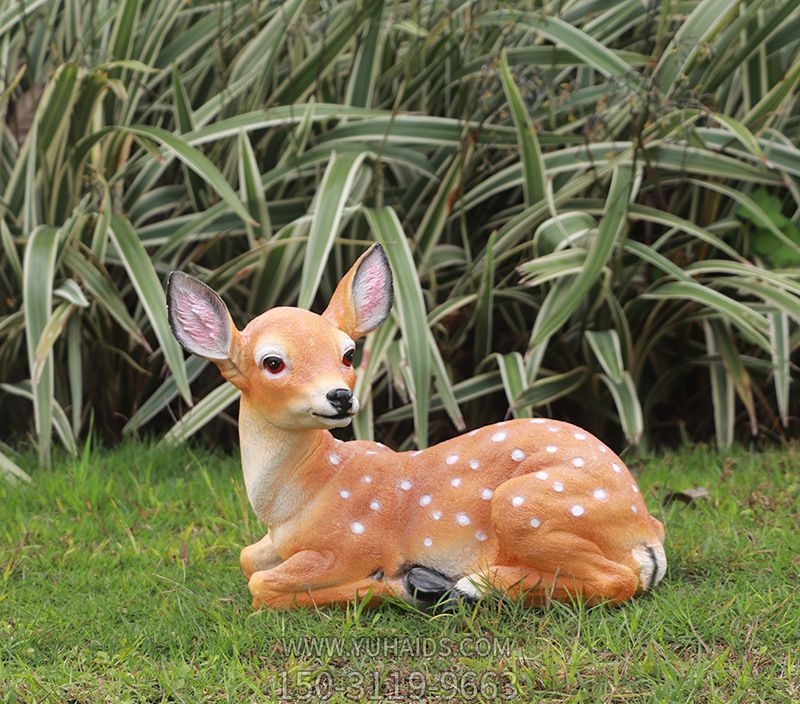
[353,255,391,330]
[173,288,227,355]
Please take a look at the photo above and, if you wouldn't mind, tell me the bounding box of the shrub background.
[1,0,799,470]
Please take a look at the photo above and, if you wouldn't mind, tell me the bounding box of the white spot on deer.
[593,488,609,501]
[612,463,622,473]
[410,450,422,457]
[632,484,639,493]
[480,488,493,500]
[600,446,608,454]
[431,510,442,521]
[446,454,459,465]
[399,479,413,491]
[475,531,487,542]
[631,504,638,513]
[574,432,586,440]
[511,449,525,461]
[553,481,564,493]
[329,454,341,465]
[455,512,471,526]
[572,457,586,468]
[512,496,524,507]
[469,459,480,470]
[423,537,433,547]
[530,418,546,424]
[535,470,548,480]
[419,494,432,507]
[451,477,462,488]
[530,517,541,528]
[369,500,381,511]
[468,430,478,437]
[351,522,365,534]
[339,490,350,499]
[546,445,558,453]
[491,432,507,442]
[361,475,373,483]
[571,504,585,517]
[548,426,559,433]
[366,450,378,455]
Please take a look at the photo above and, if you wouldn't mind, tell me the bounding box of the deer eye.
[342,349,355,367]
[262,356,286,374]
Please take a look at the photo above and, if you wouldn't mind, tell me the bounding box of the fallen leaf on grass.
[663,488,710,505]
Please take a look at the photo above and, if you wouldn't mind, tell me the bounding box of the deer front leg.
[251,576,406,609]
[240,533,282,580]
[248,549,369,609]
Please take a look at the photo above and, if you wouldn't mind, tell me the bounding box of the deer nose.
[326,388,353,412]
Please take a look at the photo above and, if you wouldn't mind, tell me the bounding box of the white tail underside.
[631,543,667,591]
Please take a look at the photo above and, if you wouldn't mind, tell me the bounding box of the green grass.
[1,442,798,703]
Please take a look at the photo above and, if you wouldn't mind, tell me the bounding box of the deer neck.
[238,397,332,528]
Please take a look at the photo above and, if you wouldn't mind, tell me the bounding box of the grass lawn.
[1,441,798,703]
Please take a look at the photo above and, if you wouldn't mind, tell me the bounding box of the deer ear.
[322,244,394,340]
[166,272,235,360]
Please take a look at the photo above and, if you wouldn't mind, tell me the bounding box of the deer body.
[167,244,666,609]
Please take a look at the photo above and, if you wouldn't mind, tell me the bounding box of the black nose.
[326,388,353,412]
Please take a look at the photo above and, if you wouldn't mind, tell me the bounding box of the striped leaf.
[163,384,241,445]
[366,207,431,447]
[297,151,368,309]
[108,216,192,403]
[704,321,736,448]
[530,165,632,346]
[499,49,545,207]
[23,225,59,465]
[768,312,790,428]
[0,449,31,484]
[494,352,531,419]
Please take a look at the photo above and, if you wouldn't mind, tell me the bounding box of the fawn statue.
[166,244,666,609]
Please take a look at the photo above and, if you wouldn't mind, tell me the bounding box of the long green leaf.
[768,312,790,428]
[704,321,735,448]
[125,125,254,226]
[108,216,192,403]
[585,330,625,383]
[23,225,59,466]
[599,373,644,446]
[499,49,545,207]
[494,352,530,418]
[478,10,640,83]
[0,449,31,484]
[163,384,241,445]
[366,207,431,447]
[298,151,367,309]
[124,357,208,434]
[530,165,632,345]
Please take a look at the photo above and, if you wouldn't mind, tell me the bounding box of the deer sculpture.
[166,243,666,609]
